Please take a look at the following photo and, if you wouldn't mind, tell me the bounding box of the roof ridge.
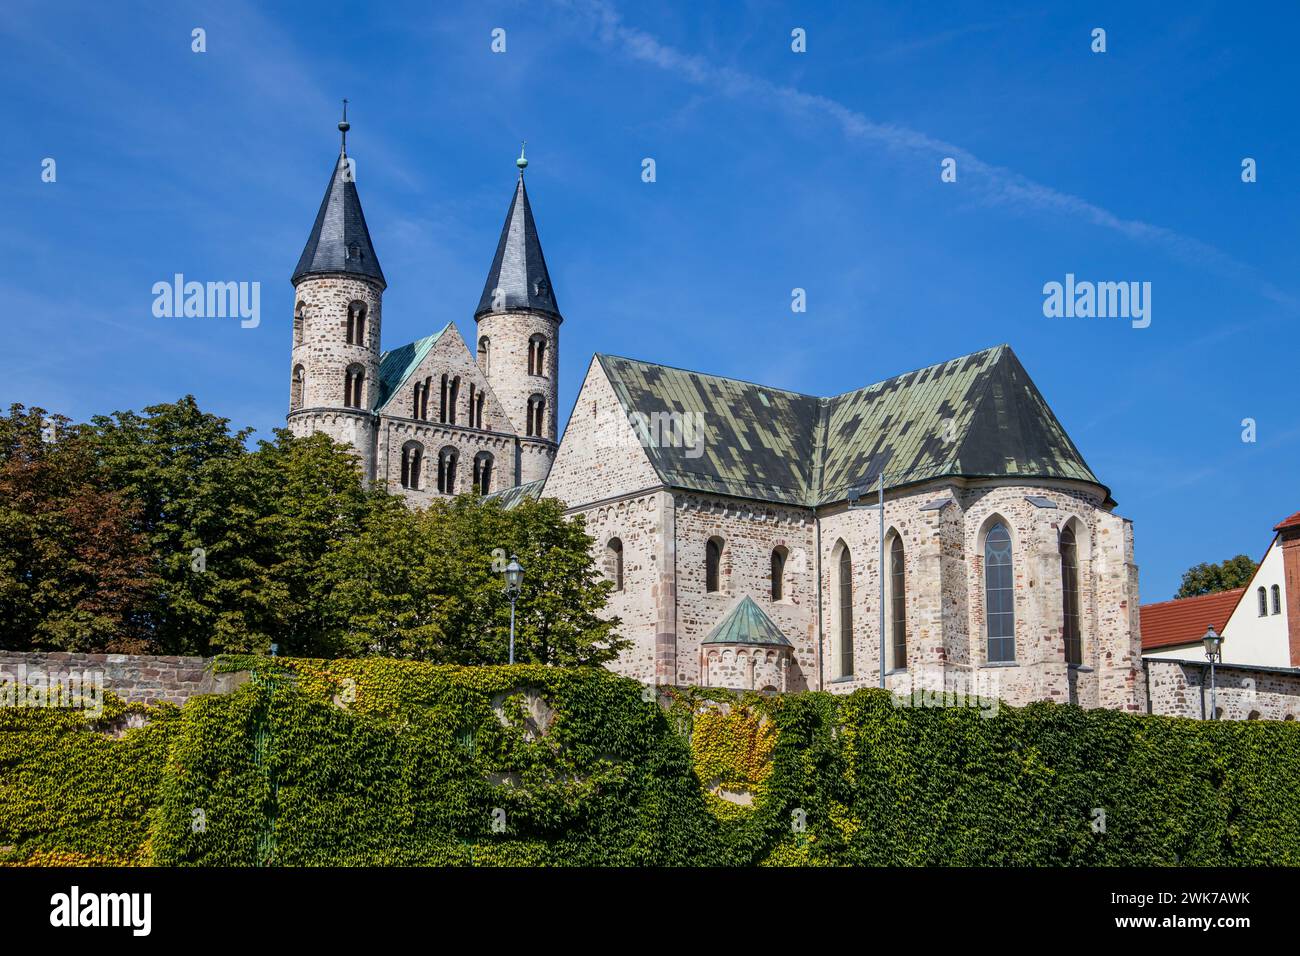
[1141,587,1247,609]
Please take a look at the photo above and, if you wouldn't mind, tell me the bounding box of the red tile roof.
[1274,511,1300,532]
[1140,588,1245,651]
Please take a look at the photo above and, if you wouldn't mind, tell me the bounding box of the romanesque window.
[346,301,367,346]
[984,522,1015,663]
[527,394,546,438]
[291,365,305,411]
[529,334,547,376]
[706,537,723,593]
[293,302,305,346]
[1258,586,1268,617]
[344,365,365,409]
[439,374,449,424]
[413,382,424,419]
[836,544,854,678]
[468,384,476,427]
[478,336,490,374]
[607,538,624,591]
[771,547,788,601]
[1273,584,1282,615]
[472,451,493,495]
[1060,525,1081,665]
[889,534,907,671]
[474,392,485,429]
[449,376,460,425]
[437,447,458,494]
[400,441,424,490]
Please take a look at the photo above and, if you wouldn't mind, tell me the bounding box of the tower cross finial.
[339,98,351,155]
[516,140,528,173]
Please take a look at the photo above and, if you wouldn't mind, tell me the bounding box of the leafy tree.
[1174,554,1258,599]
[0,405,155,652]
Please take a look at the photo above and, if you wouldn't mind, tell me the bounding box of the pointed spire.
[292,107,385,289]
[475,149,559,321]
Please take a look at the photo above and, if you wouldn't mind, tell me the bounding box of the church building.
[285,117,1145,711]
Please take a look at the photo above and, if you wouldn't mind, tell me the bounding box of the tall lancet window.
[1060,525,1082,665]
[836,545,854,678]
[985,522,1015,663]
[889,535,907,671]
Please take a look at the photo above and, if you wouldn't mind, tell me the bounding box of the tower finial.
[339,98,350,155]
[516,140,528,173]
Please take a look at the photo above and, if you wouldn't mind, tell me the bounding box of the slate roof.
[485,479,546,510]
[702,596,793,647]
[373,326,451,411]
[293,152,386,288]
[1140,588,1244,651]
[595,345,1106,508]
[474,174,561,320]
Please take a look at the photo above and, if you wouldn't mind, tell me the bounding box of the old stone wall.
[1145,658,1300,721]
[0,652,241,708]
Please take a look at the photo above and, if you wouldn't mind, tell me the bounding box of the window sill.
[980,661,1019,668]
[830,676,857,684]
[1068,664,1094,672]
[885,668,908,676]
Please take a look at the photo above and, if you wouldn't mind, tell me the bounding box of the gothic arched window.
[1061,525,1081,665]
[607,538,624,591]
[836,543,854,678]
[889,534,907,671]
[771,547,788,601]
[400,441,424,490]
[472,451,493,495]
[985,522,1015,663]
[346,301,367,346]
[1259,586,1268,617]
[291,365,305,410]
[437,447,458,494]
[706,537,723,593]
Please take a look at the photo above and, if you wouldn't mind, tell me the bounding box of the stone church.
[286,120,1144,712]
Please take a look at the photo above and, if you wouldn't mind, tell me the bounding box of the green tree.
[1174,554,1258,599]
[0,405,155,652]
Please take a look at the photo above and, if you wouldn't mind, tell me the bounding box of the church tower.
[474,145,561,485]
[287,106,385,481]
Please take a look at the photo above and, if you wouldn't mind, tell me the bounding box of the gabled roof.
[1275,512,1300,533]
[1140,588,1245,651]
[702,596,793,647]
[293,152,386,288]
[474,174,560,320]
[594,345,1105,508]
[373,325,451,411]
[485,479,546,510]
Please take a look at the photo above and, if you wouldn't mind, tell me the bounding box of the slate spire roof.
[475,168,561,321]
[593,344,1109,508]
[292,135,386,288]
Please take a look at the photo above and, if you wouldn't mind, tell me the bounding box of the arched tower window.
[478,336,490,374]
[527,394,546,438]
[290,365,305,411]
[346,301,367,346]
[985,522,1015,663]
[889,534,907,671]
[706,537,724,593]
[293,302,305,346]
[529,334,548,376]
[607,538,624,591]
[1273,584,1282,615]
[400,441,424,490]
[1060,525,1081,665]
[1258,586,1268,617]
[344,365,365,409]
[472,451,493,495]
[836,544,854,678]
[771,547,788,601]
[437,447,458,494]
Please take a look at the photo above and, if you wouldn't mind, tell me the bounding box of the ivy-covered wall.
[2,658,1298,866]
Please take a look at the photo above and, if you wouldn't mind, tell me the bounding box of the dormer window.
[347,243,362,261]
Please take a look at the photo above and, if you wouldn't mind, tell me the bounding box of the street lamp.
[504,555,524,665]
[1202,624,1223,720]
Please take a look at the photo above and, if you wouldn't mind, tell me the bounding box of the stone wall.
[0,652,242,708]
[1145,657,1300,721]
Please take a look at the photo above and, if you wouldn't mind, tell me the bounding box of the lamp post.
[504,555,524,665]
[1203,624,1223,720]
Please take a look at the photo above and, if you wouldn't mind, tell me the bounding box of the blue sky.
[3,1,1297,600]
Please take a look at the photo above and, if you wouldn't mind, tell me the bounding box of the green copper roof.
[702,596,793,647]
[484,479,545,510]
[373,325,451,411]
[595,345,1106,508]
